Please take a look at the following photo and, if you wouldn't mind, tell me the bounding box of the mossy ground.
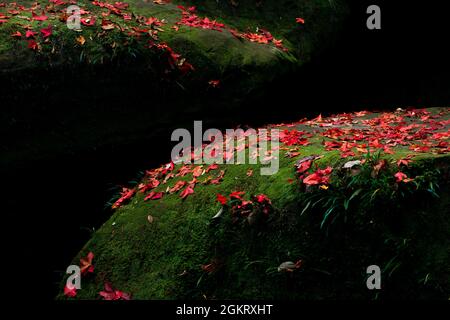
[61,107,450,300]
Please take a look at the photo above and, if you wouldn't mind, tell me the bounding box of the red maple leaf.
[28,40,39,50]
[169,180,186,193]
[216,193,227,205]
[205,164,219,173]
[176,165,192,177]
[324,140,342,150]
[99,282,131,300]
[64,284,77,297]
[32,11,48,21]
[394,172,412,183]
[192,165,204,177]
[26,30,38,38]
[114,2,129,10]
[80,252,94,275]
[138,178,160,193]
[180,185,194,199]
[296,160,312,174]
[255,194,271,204]
[81,16,96,26]
[397,159,411,167]
[40,25,52,38]
[144,191,164,201]
[112,188,135,209]
[303,167,333,185]
[230,191,245,200]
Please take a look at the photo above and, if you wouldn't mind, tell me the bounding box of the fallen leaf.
[303,167,333,185]
[278,260,302,272]
[32,11,48,21]
[208,80,220,88]
[144,191,164,201]
[343,160,361,169]
[80,252,94,275]
[76,35,86,45]
[101,20,115,30]
[169,180,186,193]
[40,25,52,38]
[99,282,131,300]
[26,30,38,38]
[216,193,227,205]
[180,185,194,199]
[230,191,245,200]
[64,284,77,297]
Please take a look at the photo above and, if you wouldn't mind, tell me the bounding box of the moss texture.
[0,0,346,73]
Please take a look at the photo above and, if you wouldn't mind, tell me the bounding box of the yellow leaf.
[76,35,86,46]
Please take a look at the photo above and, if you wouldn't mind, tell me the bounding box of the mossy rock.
[60,107,450,300]
[0,0,346,76]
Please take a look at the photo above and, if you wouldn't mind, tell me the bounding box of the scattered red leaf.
[208,80,220,88]
[28,39,39,50]
[64,284,77,297]
[112,188,135,209]
[40,25,52,38]
[394,172,412,183]
[80,252,94,275]
[144,191,164,201]
[169,180,187,193]
[230,191,245,200]
[303,167,333,186]
[397,159,411,167]
[296,160,312,174]
[99,282,131,300]
[32,11,48,21]
[216,193,227,205]
[180,185,194,199]
[26,30,38,38]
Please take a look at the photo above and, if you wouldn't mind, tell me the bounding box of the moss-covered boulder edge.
[61,107,450,300]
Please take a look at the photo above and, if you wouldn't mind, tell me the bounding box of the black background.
[2,0,450,303]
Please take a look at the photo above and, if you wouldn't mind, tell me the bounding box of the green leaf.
[300,200,311,216]
[320,205,337,229]
[344,188,363,210]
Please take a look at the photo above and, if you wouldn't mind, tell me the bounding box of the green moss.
[1,0,346,75]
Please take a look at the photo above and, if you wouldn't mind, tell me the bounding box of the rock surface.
[61,107,450,300]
